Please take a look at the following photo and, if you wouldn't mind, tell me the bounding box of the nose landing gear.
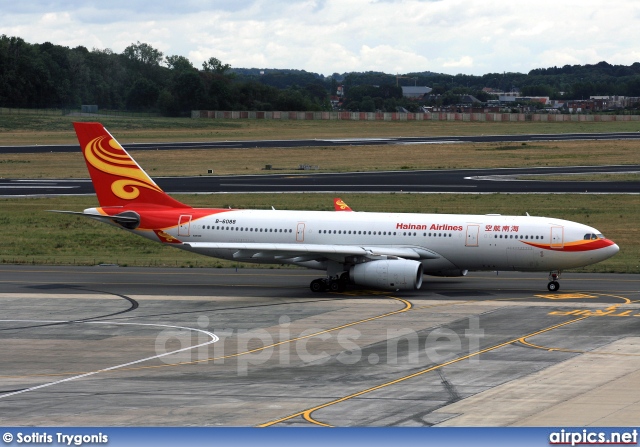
[547,271,561,292]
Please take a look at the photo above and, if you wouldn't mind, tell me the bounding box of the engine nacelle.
[350,259,423,290]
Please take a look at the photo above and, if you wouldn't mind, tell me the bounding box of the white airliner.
[59,122,619,293]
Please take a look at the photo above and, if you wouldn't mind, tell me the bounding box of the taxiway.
[2,164,640,197]
[1,266,639,426]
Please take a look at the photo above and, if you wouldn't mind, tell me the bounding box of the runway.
[1,265,639,426]
[2,164,640,197]
[3,131,640,154]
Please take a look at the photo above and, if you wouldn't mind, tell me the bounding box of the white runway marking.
[0,319,219,399]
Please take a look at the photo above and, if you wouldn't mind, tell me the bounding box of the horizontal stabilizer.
[48,210,140,229]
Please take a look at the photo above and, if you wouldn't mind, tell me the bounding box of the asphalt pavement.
[1,164,639,196]
[2,131,640,154]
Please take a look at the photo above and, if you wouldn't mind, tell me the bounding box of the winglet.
[73,122,189,209]
[334,198,353,211]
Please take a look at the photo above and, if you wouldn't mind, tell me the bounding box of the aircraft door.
[465,225,479,247]
[178,215,192,237]
[551,226,564,249]
[296,222,305,242]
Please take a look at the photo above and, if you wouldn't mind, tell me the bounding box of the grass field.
[0,114,638,273]
[2,139,640,178]
[2,114,640,145]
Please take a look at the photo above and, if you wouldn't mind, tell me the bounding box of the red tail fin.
[334,198,353,211]
[73,122,188,208]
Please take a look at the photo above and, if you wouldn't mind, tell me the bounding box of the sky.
[1,0,640,76]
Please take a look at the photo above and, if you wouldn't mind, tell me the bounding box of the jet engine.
[350,259,423,290]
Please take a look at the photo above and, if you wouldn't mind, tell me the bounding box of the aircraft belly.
[185,246,237,261]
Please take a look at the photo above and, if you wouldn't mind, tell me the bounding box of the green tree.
[126,78,160,110]
[170,71,204,113]
[165,55,195,72]
[360,96,376,112]
[157,88,178,116]
[275,88,311,111]
[122,41,163,66]
[202,57,230,74]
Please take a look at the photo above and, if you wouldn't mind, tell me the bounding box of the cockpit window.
[584,233,604,240]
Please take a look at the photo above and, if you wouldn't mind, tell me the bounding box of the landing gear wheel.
[329,281,342,292]
[547,281,560,292]
[310,279,326,293]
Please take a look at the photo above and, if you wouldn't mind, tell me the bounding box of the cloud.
[1,0,639,75]
[442,56,473,69]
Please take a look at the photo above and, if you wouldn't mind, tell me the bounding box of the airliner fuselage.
[85,205,619,291]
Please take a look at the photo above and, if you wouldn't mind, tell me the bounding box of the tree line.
[2,35,640,115]
[0,36,331,114]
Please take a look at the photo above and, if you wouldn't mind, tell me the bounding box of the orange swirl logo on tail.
[84,136,163,200]
[334,198,353,211]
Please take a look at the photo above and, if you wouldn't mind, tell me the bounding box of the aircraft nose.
[606,241,620,258]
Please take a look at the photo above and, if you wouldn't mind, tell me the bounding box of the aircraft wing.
[183,242,441,263]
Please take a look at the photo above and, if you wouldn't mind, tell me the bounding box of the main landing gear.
[310,273,349,293]
[547,271,562,292]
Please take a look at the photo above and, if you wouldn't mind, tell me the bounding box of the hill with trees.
[1,35,640,115]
